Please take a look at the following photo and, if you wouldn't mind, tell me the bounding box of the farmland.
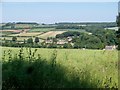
[37,31,66,39]
[28,28,55,32]
[0,22,118,88]
[8,32,43,37]
[0,37,35,41]
[1,47,118,88]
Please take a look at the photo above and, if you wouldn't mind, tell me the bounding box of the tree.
[35,37,39,43]
[63,43,72,48]
[116,11,120,50]
[27,38,33,44]
[53,38,57,43]
[23,39,26,44]
[12,36,17,42]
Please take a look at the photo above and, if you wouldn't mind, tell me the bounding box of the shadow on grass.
[2,60,98,89]
[2,49,98,89]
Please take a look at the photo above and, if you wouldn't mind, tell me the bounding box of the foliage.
[34,37,39,43]
[56,31,81,38]
[27,38,33,44]
[12,36,17,42]
[116,13,120,50]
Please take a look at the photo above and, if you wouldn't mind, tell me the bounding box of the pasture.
[28,28,55,32]
[1,37,34,41]
[1,47,118,88]
[15,24,34,28]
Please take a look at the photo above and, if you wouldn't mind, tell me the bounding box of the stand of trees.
[56,31,117,49]
[116,13,120,50]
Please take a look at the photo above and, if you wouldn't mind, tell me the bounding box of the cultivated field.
[38,31,66,39]
[1,47,118,88]
[8,32,43,37]
[0,30,21,32]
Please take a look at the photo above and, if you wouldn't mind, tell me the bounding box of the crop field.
[1,47,118,88]
[29,28,55,32]
[0,30,21,32]
[38,31,66,39]
[15,24,34,28]
[0,30,21,35]
[8,32,43,37]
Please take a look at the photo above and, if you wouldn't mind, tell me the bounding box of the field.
[15,24,34,28]
[8,32,43,37]
[37,31,66,39]
[1,47,118,88]
[1,37,34,41]
[28,28,55,32]
[0,28,88,41]
[0,30,21,36]
[105,27,118,31]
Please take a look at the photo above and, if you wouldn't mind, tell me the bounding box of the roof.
[105,46,116,50]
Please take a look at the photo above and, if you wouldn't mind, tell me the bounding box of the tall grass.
[2,48,118,89]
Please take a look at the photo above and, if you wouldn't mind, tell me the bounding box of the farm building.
[105,45,117,50]
[45,39,53,44]
[67,37,72,42]
[57,40,68,45]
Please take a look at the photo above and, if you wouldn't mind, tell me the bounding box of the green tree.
[63,43,72,48]
[12,36,17,42]
[35,37,39,43]
[27,38,33,44]
[116,12,120,50]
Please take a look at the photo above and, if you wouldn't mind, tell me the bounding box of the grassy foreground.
[1,47,118,89]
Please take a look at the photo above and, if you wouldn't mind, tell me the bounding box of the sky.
[1,2,118,24]
[1,0,119,2]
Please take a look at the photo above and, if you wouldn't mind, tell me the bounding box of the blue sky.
[2,2,118,24]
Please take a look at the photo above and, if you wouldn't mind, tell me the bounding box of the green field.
[1,28,88,40]
[1,47,118,88]
[28,28,55,32]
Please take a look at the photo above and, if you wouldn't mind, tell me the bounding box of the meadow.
[1,47,118,88]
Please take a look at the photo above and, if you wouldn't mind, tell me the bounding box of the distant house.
[105,45,116,50]
[45,39,53,44]
[88,33,92,35]
[57,40,68,45]
[67,37,72,42]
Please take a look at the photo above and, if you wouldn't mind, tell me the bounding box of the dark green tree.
[12,36,17,42]
[116,12,120,49]
[27,38,33,44]
[35,37,39,43]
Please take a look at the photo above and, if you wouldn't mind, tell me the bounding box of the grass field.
[15,24,34,28]
[1,37,35,41]
[1,47,118,88]
[29,28,55,32]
